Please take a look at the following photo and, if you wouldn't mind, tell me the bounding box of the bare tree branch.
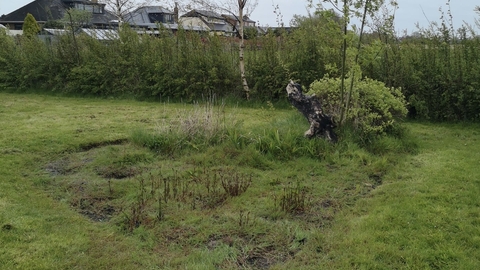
[99,0,156,23]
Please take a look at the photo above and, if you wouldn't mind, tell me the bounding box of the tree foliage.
[22,13,40,38]
[62,8,93,31]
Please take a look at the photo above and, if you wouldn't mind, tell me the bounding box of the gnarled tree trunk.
[286,80,337,142]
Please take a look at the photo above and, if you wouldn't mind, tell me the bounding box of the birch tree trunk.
[116,0,123,25]
[238,0,250,100]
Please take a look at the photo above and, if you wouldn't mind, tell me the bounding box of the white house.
[180,9,234,36]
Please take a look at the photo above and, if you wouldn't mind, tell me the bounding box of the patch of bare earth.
[44,139,134,222]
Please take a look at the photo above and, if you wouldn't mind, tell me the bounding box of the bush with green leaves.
[0,29,19,87]
[284,10,343,87]
[246,33,289,100]
[309,76,407,136]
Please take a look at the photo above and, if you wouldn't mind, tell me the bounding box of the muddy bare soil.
[44,140,147,222]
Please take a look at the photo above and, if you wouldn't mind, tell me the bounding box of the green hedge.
[1,16,480,121]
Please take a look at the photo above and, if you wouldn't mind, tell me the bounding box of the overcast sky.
[1,0,478,34]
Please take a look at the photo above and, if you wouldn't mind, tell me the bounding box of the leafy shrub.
[0,30,19,87]
[246,33,289,100]
[309,76,407,136]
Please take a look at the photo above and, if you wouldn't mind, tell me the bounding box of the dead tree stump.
[286,80,337,142]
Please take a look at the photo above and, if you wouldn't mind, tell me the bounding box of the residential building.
[0,0,115,30]
[221,14,258,38]
[125,6,207,34]
[180,9,234,36]
[126,6,176,25]
[222,14,256,28]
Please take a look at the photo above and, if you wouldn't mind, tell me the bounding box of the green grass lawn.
[322,123,480,269]
[0,92,479,269]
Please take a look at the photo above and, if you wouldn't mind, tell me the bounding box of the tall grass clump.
[131,102,341,161]
[131,97,236,155]
[119,165,252,232]
[251,127,328,160]
[277,181,310,214]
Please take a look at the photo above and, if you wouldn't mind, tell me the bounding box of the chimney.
[174,2,179,23]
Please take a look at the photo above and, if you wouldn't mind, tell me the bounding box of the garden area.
[1,2,480,268]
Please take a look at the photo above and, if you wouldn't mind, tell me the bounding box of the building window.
[73,3,103,14]
[206,17,223,24]
[148,13,174,24]
[93,5,103,14]
[84,5,94,12]
[163,14,174,23]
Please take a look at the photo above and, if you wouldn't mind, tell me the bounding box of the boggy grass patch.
[37,97,419,268]
[93,144,153,179]
[41,132,416,267]
[44,141,155,222]
[119,166,253,232]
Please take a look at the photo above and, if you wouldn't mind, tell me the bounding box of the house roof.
[135,23,208,33]
[181,9,223,20]
[42,27,118,40]
[0,0,115,26]
[90,10,116,25]
[222,14,255,23]
[125,6,174,25]
[134,6,174,15]
[0,0,65,23]
[43,27,68,35]
[42,24,207,39]
[80,28,118,40]
[181,9,234,33]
